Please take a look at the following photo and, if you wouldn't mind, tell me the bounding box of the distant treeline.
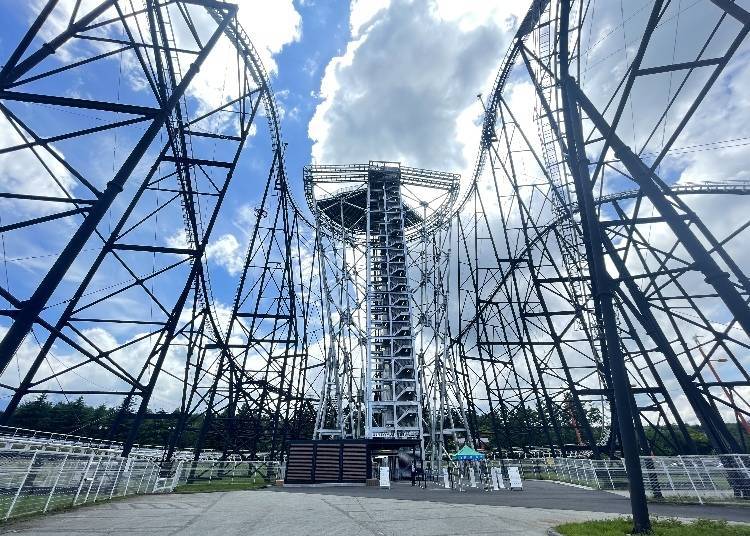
[5,395,315,453]
[470,404,747,456]
[4,395,745,456]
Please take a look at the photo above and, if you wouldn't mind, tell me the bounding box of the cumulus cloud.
[0,122,77,213]
[206,233,245,276]
[309,0,527,177]
[236,0,302,74]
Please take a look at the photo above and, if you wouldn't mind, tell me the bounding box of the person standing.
[410,461,416,486]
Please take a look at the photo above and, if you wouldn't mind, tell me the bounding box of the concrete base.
[366,478,379,487]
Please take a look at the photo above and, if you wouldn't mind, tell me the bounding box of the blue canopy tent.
[451,445,485,461]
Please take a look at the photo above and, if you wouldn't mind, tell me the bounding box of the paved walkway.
[2,481,748,535]
[0,488,619,536]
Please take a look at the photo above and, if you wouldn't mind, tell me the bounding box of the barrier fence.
[0,450,282,521]
[491,455,750,503]
[0,451,163,520]
[1,449,748,520]
[171,460,283,490]
[0,425,226,460]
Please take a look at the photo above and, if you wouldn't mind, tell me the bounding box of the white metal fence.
[0,451,164,520]
[0,450,282,521]
[2,447,748,521]
[493,455,750,504]
[0,425,227,460]
[171,460,282,488]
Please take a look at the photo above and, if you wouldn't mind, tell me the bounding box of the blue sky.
[0,0,528,409]
[2,0,746,427]
[267,0,351,196]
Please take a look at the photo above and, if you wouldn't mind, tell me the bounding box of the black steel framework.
[0,0,324,461]
[451,3,750,528]
[453,0,750,480]
[1,7,749,528]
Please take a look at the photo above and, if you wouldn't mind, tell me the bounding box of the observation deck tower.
[304,161,459,442]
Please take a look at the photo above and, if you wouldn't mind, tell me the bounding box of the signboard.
[491,467,504,490]
[379,466,390,488]
[469,467,477,488]
[508,466,523,490]
[372,430,420,439]
[442,468,450,489]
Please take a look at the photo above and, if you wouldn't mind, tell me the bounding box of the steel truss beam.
[456,0,750,476]
[0,1,319,461]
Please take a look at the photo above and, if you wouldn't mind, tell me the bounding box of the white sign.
[508,466,523,490]
[443,468,450,489]
[379,466,390,488]
[491,467,504,490]
[469,467,477,488]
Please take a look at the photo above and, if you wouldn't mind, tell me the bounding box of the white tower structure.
[305,162,468,462]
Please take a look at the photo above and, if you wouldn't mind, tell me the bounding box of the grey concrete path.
[0,489,620,536]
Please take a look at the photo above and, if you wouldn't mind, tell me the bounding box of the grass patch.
[555,517,750,535]
[172,477,267,494]
[1,493,138,525]
[649,496,750,507]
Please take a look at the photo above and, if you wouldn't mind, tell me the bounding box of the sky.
[0,0,529,412]
[272,0,529,201]
[0,0,749,436]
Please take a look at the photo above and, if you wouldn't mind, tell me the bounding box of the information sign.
[508,466,523,490]
[379,466,390,488]
[492,467,505,490]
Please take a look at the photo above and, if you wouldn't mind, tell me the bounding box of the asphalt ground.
[1,481,748,535]
[275,479,750,523]
[0,488,621,536]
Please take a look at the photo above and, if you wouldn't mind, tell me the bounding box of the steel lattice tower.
[305,162,466,463]
[0,0,323,461]
[365,163,421,439]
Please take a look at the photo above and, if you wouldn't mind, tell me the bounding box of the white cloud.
[0,120,77,215]
[350,0,391,38]
[236,0,302,74]
[160,1,301,132]
[206,233,245,276]
[309,0,527,177]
